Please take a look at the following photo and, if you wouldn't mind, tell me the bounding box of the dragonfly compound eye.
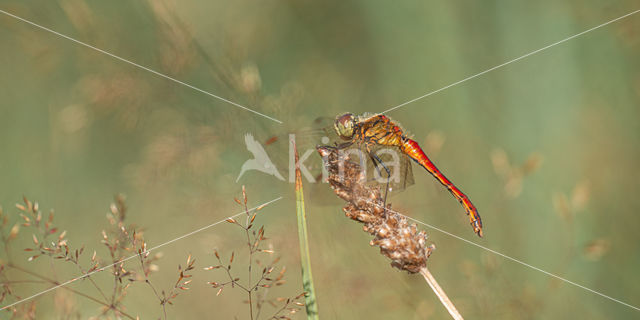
[334,113,355,140]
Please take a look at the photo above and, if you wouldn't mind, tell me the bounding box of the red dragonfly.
[328,112,483,237]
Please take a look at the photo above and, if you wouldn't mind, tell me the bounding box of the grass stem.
[419,267,463,320]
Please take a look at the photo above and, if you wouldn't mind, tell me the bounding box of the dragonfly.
[260,117,414,192]
[323,112,483,237]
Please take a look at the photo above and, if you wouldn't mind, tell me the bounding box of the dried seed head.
[317,146,435,273]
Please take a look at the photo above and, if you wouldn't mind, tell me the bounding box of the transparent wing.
[337,143,414,195]
[249,116,338,188]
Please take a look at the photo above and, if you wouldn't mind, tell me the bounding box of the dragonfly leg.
[317,141,352,151]
[336,141,354,149]
[369,151,391,214]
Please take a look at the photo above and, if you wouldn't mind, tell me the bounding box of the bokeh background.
[1,0,639,319]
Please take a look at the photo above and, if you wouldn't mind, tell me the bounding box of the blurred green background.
[1,0,639,319]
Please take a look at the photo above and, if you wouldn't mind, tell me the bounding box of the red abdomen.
[401,139,483,237]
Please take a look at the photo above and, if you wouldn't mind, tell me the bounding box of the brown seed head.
[317,146,435,273]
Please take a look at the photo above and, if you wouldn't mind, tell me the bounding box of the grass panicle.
[206,186,305,320]
[317,146,463,319]
[0,195,193,319]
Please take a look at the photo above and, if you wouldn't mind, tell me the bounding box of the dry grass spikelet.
[317,146,465,319]
[317,146,435,273]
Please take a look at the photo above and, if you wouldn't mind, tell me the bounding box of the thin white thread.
[0,9,282,124]
[0,196,283,311]
[381,9,640,115]
[373,202,640,312]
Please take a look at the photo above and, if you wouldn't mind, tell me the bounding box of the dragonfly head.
[334,113,356,140]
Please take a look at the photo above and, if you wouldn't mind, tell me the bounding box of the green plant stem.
[244,200,255,320]
[293,141,319,319]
